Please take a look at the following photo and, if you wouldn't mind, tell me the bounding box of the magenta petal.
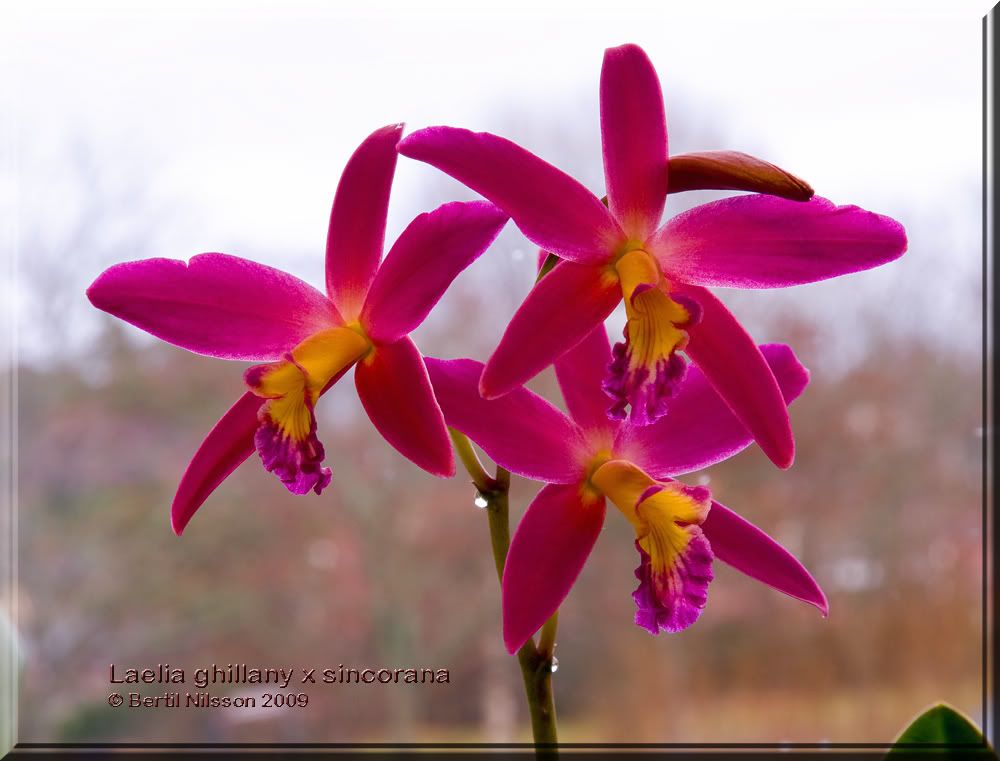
[652,195,906,288]
[171,392,263,535]
[398,127,624,263]
[480,260,622,399]
[425,357,587,484]
[361,201,508,343]
[702,500,828,615]
[620,344,809,478]
[502,483,606,653]
[677,285,797,469]
[600,43,668,240]
[554,324,617,434]
[325,124,403,317]
[355,337,454,478]
[87,254,340,361]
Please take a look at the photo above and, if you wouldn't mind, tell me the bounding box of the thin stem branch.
[515,638,558,750]
[536,612,559,663]
[450,438,558,752]
[448,428,496,494]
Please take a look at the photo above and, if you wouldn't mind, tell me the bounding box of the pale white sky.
[1,0,991,362]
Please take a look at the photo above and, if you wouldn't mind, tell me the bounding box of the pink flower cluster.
[88,44,906,649]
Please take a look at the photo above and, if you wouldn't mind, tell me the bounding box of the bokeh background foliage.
[4,0,985,745]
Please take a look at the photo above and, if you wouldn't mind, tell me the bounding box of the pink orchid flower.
[426,327,825,653]
[87,124,509,534]
[400,43,907,469]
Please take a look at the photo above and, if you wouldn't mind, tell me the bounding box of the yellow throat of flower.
[614,249,690,369]
[247,325,372,442]
[604,250,694,425]
[590,459,710,574]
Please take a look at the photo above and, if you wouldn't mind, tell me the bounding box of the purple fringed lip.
[602,284,701,427]
[632,532,714,635]
[254,409,332,496]
[603,340,688,426]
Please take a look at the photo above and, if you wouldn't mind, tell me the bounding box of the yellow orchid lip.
[343,321,377,365]
[248,326,372,402]
[590,458,714,634]
[244,326,372,495]
[579,448,613,504]
[603,250,697,426]
[614,249,660,301]
[589,459,710,547]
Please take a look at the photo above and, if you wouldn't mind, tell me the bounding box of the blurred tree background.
[8,82,983,744]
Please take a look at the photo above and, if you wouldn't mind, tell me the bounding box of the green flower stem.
[449,428,496,494]
[536,611,559,663]
[449,430,558,752]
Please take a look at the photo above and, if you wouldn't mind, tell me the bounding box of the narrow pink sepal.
[325,124,403,316]
[355,336,454,478]
[652,195,907,288]
[425,357,587,484]
[600,43,668,240]
[398,126,624,263]
[554,324,617,434]
[619,344,809,478]
[171,391,263,535]
[678,285,797,469]
[702,500,828,615]
[361,201,508,343]
[480,260,621,399]
[502,483,606,653]
[87,254,341,361]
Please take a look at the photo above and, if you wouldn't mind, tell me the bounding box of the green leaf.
[888,703,994,757]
